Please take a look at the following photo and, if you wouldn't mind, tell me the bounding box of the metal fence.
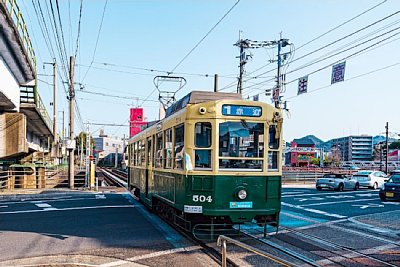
[0,0,36,72]
[0,167,76,190]
[282,167,356,184]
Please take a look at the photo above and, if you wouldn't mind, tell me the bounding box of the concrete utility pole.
[234,37,291,106]
[52,60,57,143]
[69,56,75,189]
[386,122,389,174]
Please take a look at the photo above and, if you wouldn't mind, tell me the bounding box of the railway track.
[239,223,400,267]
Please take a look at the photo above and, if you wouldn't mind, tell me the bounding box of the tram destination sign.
[222,105,262,117]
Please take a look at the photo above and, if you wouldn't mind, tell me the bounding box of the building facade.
[289,138,317,167]
[93,131,124,162]
[332,135,373,162]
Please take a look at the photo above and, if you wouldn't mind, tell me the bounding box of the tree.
[389,141,400,150]
[74,132,95,155]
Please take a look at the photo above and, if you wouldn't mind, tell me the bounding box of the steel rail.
[217,235,295,267]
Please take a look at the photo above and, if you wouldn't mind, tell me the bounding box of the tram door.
[145,137,152,198]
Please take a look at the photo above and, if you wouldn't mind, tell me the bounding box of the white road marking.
[352,203,384,209]
[99,246,200,267]
[325,195,354,199]
[296,197,324,202]
[0,205,134,214]
[282,202,347,219]
[356,193,377,197]
[300,198,377,207]
[35,203,52,208]
[95,194,106,199]
[0,206,8,208]
[282,190,376,198]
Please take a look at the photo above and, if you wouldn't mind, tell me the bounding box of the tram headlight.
[237,189,247,200]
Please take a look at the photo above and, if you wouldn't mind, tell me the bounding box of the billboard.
[129,108,147,137]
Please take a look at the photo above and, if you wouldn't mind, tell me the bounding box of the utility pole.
[52,59,57,144]
[85,122,90,188]
[68,56,75,189]
[386,122,389,174]
[214,74,218,93]
[234,37,291,106]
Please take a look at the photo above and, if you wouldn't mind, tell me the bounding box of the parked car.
[352,170,388,189]
[379,174,400,201]
[316,173,359,191]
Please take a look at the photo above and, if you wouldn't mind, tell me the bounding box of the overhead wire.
[170,0,241,73]
[81,0,108,82]
[296,0,387,51]
[219,0,389,92]
[240,20,400,93]
[286,61,400,101]
[74,0,83,60]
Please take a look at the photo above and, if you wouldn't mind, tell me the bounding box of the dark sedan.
[379,174,400,201]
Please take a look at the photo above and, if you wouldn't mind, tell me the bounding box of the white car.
[352,170,388,189]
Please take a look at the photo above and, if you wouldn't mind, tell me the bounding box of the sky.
[20,0,400,142]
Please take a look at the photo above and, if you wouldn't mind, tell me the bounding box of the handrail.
[216,235,295,267]
[1,0,36,73]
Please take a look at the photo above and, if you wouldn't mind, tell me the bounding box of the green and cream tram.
[128,91,283,226]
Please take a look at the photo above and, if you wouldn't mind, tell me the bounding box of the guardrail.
[216,235,295,267]
[0,167,76,190]
[0,0,36,73]
[20,86,53,133]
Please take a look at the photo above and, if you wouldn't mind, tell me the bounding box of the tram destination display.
[222,105,262,117]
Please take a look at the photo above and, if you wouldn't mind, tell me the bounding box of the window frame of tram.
[218,121,264,171]
[268,124,280,172]
[164,128,173,169]
[174,124,185,170]
[194,122,212,170]
[154,132,163,168]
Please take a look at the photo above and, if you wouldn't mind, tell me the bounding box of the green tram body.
[128,91,283,226]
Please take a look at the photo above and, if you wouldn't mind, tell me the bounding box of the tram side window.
[140,140,146,166]
[268,125,279,171]
[195,122,212,169]
[164,128,173,169]
[268,125,279,149]
[134,142,138,166]
[174,124,184,169]
[155,132,163,168]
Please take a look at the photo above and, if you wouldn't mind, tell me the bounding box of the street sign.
[253,94,259,101]
[297,76,308,95]
[331,61,346,84]
[272,88,280,101]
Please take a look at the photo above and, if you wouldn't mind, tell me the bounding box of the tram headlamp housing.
[199,107,207,114]
[237,189,247,200]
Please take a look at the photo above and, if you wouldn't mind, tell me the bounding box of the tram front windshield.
[219,121,264,171]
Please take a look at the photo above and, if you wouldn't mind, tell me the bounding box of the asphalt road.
[281,187,400,229]
[0,192,216,266]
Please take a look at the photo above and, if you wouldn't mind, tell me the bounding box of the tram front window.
[219,121,264,171]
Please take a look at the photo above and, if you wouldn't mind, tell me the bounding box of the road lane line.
[282,202,347,219]
[0,206,7,208]
[0,205,134,214]
[300,198,378,207]
[282,190,378,198]
[99,246,200,267]
[35,203,52,208]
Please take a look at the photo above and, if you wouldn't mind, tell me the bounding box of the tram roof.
[165,91,242,118]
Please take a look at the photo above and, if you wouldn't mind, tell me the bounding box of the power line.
[286,61,400,100]
[76,89,159,102]
[81,0,108,82]
[74,0,83,60]
[296,0,387,50]
[241,24,400,93]
[170,0,241,72]
[218,2,390,92]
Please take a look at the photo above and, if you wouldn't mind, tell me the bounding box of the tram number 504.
[192,195,213,203]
